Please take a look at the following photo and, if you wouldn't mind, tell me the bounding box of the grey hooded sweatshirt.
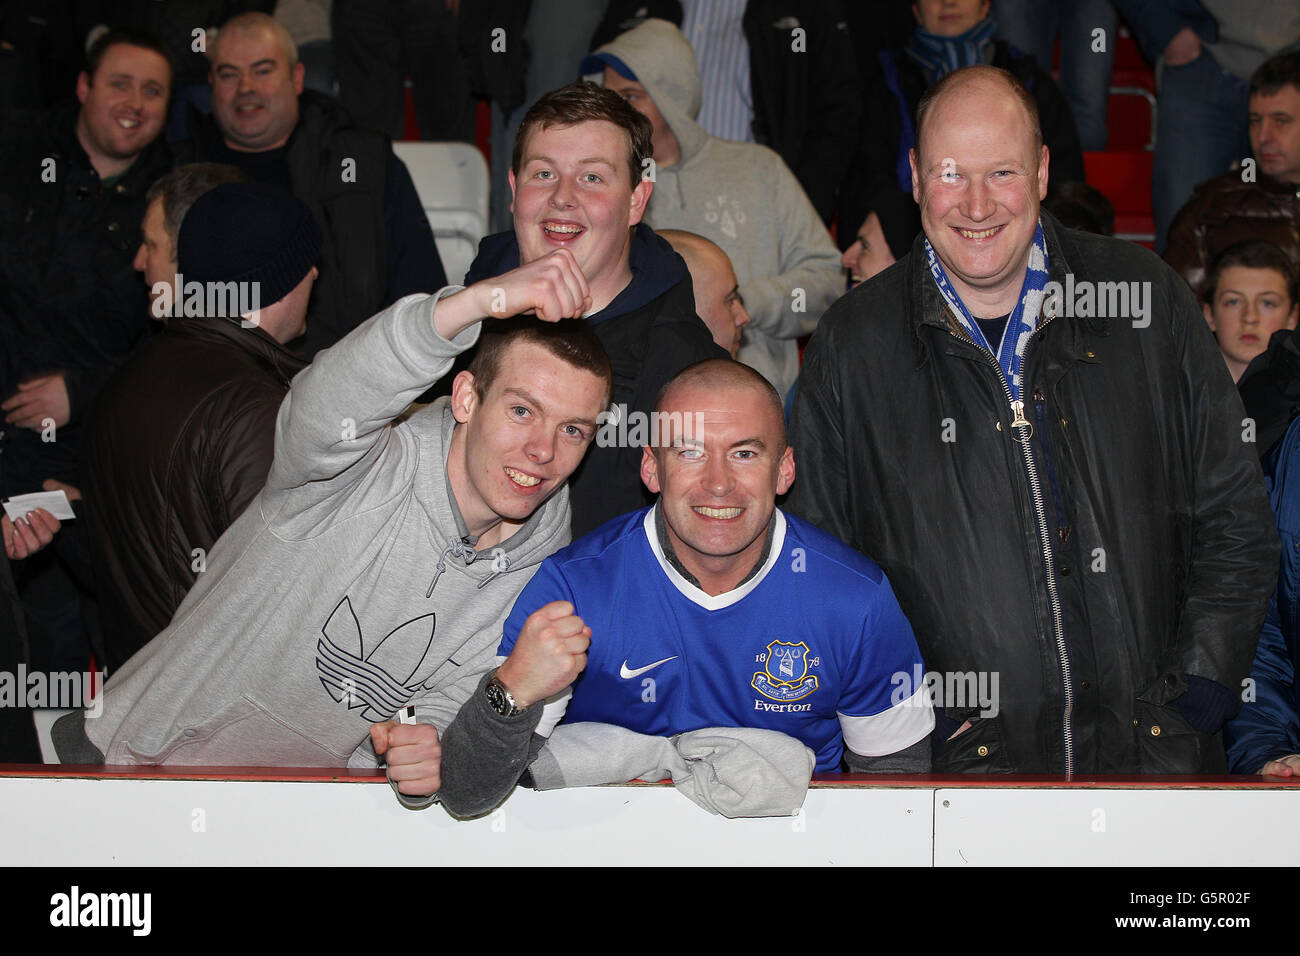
[85,291,571,807]
[589,18,843,397]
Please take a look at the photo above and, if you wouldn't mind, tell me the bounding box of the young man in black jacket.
[790,66,1278,776]
[0,28,173,672]
[464,82,725,537]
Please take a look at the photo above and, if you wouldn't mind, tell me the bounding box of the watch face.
[486,677,513,716]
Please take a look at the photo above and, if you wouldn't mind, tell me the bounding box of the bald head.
[660,230,750,357]
[655,359,786,453]
[641,357,795,593]
[213,12,298,65]
[209,12,304,152]
[908,64,1049,318]
[661,229,723,272]
[915,66,1041,167]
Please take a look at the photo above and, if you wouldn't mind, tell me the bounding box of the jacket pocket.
[124,696,349,767]
[932,716,1013,773]
[1132,698,1225,774]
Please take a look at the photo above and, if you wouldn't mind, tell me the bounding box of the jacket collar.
[53,107,170,195]
[166,315,308,384]
[905,208,1100,371]
[1255,171,1300,197]
[185,89,354,165]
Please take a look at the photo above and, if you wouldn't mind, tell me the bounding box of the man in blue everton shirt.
[482,359,935,780]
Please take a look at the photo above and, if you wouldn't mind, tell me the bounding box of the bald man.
[171,11,445,358]
[440,359,933,814]
[660,230,751,358]
[790,65,1278,776]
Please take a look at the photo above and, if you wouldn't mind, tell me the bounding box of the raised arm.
[266,250,594,506]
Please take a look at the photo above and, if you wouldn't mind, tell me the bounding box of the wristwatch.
[484,670,523,717]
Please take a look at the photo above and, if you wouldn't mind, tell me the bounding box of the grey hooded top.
[86,292,572,796]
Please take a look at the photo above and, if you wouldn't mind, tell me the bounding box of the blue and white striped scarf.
[905,16,999,86]
[925,220,1050,403]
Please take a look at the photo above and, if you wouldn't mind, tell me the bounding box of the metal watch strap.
[485,671,521,717]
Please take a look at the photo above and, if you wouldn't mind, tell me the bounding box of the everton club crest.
[752,640,819,702]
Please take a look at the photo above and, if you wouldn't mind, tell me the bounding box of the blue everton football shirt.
[498,505,933,772]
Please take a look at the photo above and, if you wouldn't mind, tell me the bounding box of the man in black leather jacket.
[790,66,1278,775]
[85,180,318,672]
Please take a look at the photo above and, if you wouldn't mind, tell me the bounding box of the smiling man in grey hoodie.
[583,18,843,399]
[54,243,614,813]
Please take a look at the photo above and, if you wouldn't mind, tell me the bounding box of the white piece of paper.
[3,490,76,523]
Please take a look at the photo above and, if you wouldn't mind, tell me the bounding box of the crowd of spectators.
[2,2,1299,811]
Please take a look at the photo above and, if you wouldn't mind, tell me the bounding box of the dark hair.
[914,65,1042,164]
[1044,181,1115,236]
[655,358,786,452]
[512,81,654,187]
[1250,51,1300,98]
[1205,240,1299,307]
[85,28,173,83]
[146,163,249,255]
[468,318,613,407]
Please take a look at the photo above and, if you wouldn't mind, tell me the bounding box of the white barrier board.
[933,787,1300,866]
[0,777,932,867]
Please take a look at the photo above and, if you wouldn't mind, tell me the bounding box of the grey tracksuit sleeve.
[527,722,816,818]
[435,671,546,817]
[265,289,475,514]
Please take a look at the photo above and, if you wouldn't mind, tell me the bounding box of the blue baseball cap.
[580,52,638,82]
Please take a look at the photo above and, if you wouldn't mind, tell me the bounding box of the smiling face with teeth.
[447,340,609,548]
[641,366,795,595]
[75,43,170,176]
[910,71,1049,318]
[209,22,304,152]
[510,120,653,313]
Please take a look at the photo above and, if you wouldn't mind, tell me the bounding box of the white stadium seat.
[392,141,489,287]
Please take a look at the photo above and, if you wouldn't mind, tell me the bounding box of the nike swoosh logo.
[619,656,678,679]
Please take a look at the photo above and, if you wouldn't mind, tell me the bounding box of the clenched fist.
[371,719,442,796]
[433,249,593,340]
[496,600,591,709]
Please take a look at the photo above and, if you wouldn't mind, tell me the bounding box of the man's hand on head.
[496,600,591,709]
[2,373,71,429]
[371,720,442,796]
[1260,754,1300,777]
[433,250,593,340]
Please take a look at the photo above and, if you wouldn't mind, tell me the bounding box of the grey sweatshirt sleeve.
[844,736,931,773]
[737,156,844,343]
[527,723,680,790]
[527,723,815,818]
[263,289,478,515]
[436,670,545,818]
